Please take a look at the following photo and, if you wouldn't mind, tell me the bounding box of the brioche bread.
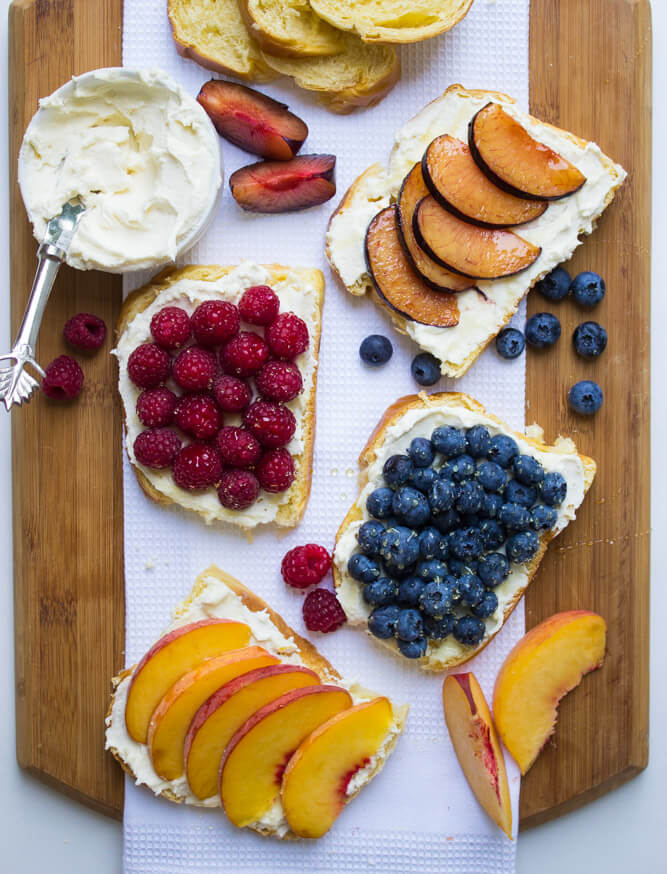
[240,0,346,58]
[106,565,408,838]
[332,392,596,672]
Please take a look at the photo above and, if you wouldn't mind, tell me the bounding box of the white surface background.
[1,1,663,871]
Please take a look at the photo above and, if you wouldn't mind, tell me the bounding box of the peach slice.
[493,611,607,774]
[442,673,512,838]
[281,697,393,838]
[219,685,352,827]
[147,647,279,781]
[414,196,541,279]
[185,664,320,801]
[125,619,250,743]
[469,103,587,201]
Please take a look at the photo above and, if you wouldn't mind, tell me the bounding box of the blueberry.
[397,636,428,658]
[540,472,567,506]
[466,425,491,458]
[409,467,437,493]
[448,558,478,577]
[419,579,456,618]
[530,504,558,531]
[347,553,382,583]
[359,334,393,366]
[392,486,431,528]
[535,266,571,301]
[397,576,425,607]
[449,526,484,561]
[423,613,456,640]
[498,502,531,532]
[568,380,603,415]
[512,454,545,487]
[368,604,401,639]
[419,526,444,560]
[431,426,467,458]
[488,434,519,468]
[475,461,506,493]
[506,530,540,563]
[383,454,414,488]
[573,321,607,359]
[473,590,499,618]
[396,608,423,642]
[504,479,537,508]
[480,492,503,519]
[357,520,385,555]
[453,615,486,646]
[411,352,441,386]
[571,271,605,307]
[432,509,461,534]
[366,487,394,519]
[379,525,420,574]
[444,454,475,482]
[428,478,456,515]
[363,577,398,607]
[479,518,506,550]
[477,552,510,588]
[455,480,484,515]
[456,573,485,607]
[496,327,526,359]
[525,312,562,348]
[408,437,434,468]
[416,559,448,582]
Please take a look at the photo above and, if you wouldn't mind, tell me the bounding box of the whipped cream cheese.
[333,402,588,669]
[114,262,319,527]
[19,68,222,272]
[326,89,626,374]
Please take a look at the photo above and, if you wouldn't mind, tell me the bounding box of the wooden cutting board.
[9,0,651,828]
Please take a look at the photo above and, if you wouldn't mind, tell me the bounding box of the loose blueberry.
[363,577,398,606]
[525,312,562,348]
[368,604,401,639]
[409,466,437,493]
[359,334,393,366]
[419,527,445,560]
[416,559,449,582]
[568,380,603,415]
[530,504,558,531]
[506,530,540,563]
[444,454,475,482]
[419,579,456,618]
[455,480,484,515]
[397,636,428,658]
[504,479,537,508]
[396,608,423,642]
[432,509,462,534]
[456,573,485,607]
[428,478,456,515]
[383,454,414,488]
[453,615,486,646]
[488,434,519,468]
[480,492,503,519]
[479,518,506,550]
[496,327,526,359]
[498,502,532,532]
[472,590,499,618]
[475,461,506,493]
[512,454,545,487]
[366,486,394,519]
[535,266,571,301]
[357,520,385,555]
[466,425,491,458]
[347,553,382,583]
[477,552,510,588]
[540,472,567,506]
[379,525,420,574]
[449,526,485,561]
[571,271,605,307]
[411,352,441,386]
[408,437,434,468]
[397,576,425,607]
[573,321,607,359]
[431,426,467,458]
[423,613,456,640]
[392,486,431,528]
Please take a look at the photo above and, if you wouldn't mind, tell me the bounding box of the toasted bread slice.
[240,0,346,58]
[333,392,596,672]
[106,565,408,838]
[310,0,474,43]
[114,264,323,530]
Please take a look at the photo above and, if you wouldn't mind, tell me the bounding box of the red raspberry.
[150,306,191,350]
[218,469,260,510]
[191,300,240,347]
[136,387,177,427]
[41,355,84,400]
[173,443,222,490]
[212,374,252,413]
[256,360,303,402]
[220,331,269,377]
[266,312,309,360]
[239,285,280,326]
[63,312,106,350]
[172,345,217,391]
[174,393,222,440]
[282,544,331,589]
[215,426,262,469]
[244,400,296,448]
[302,588,346,633]
[133,428,181,469]
[256,448,295,493]
[127,343,171,389]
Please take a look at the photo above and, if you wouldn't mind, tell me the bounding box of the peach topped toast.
[106,566,408,839]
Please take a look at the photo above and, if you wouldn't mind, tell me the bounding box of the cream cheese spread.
[326,88,626,375]
[18,68,222,272]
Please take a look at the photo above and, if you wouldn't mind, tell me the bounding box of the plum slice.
[229,155,336,213]
[365,206,459,328]
[197,79,308,161]
[414,196,541,280]
[422,135,548,228]
[396,164,474,292]
[469,103,586,201]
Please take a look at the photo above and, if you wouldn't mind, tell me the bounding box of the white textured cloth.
[121,0,529,870]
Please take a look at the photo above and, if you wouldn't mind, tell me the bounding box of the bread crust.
[116,264,323,529]
[332,391,596,672]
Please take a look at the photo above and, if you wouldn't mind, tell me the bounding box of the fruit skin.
[573,321,607,358]
[41,355,84,399]
[282,544,331,589]
[540,471,567,506]
[492,611,607,774]
[63,312,106,350]
[215,426,262,469]
[382,454,413,487]
[172,346,217,391]
[220,331,270,377]
[244,400,296,448]
[525,313,561,348]
[256,448,295,493]
[568,380,603,415]
[173,443,223,490]
[239,285,280,325]
[535,266,571,301]
[191,300,240,347]
[411,352,441,386]
[368,604,401,639]
[212,374,252,412]
[366,487,394,519]
[136,387,177,428]
[302,588,346,632]
[127,343,171,389]
[255,360,303,402]
[266,312,309,360]
[134,428,181,470]
[359,334,393,366]
[174,393,222,440]
[229,155,336,213]
[488,434,519,468]
[505,530,540,563]
[218,470,260,510]
[571,271,605,307]
[496,327,525,359]
[443,673,512,838]
[150,306,191,350]
[453,615,486,646]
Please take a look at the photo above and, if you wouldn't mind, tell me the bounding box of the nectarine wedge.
[414,196,541,279]
[281,697,393,838]
[443,673,512,839]
[493,611,607,774]
[185,664,320,801]
[125,619,251,743]
[219,685,352,827]
[422,135,547,228]
[469,103,586,201]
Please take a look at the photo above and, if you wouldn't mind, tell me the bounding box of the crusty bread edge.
[332,391,597,672]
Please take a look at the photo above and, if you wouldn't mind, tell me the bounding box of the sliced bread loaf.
[240,0,346,58]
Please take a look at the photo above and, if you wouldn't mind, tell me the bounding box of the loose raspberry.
[302,588,346,633]
[244,400,296,448]
[173,443,222,490]
[136,387,177,428]
[133,428,181,469]
[174,393,222,440]
[256,360,303,403]
[282,544,331,589]
[220,331,269,377]
[212,374,252,413]
[215,426,261,469]
[150,306,191,350]
[266,312,309,360]
[218,469,260,510]
[172,345,217,391]
[191,300,240,347]
[239,285,280,326]
[63,313,106,351]
[256,448,295,493]
[41,355,84,400]
[127,343,171,389]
